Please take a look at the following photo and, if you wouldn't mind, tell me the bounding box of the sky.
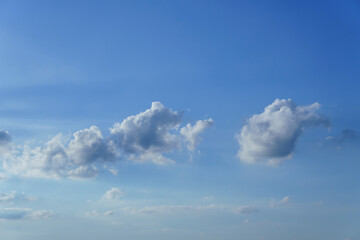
[0,0,359,239]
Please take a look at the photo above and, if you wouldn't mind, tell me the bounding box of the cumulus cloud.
[1,102,212,179]
[0,208,53,220]
[67,126,117,165]
[236,99,330,165]
[180,119,213,151]
[110,102,182,163]
[2,127,116,179]
[102,187,125,200]
[270,196,291,207]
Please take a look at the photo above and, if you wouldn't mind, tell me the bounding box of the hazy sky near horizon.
[0,1,360,239]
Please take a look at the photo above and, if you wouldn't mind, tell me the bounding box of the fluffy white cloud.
[110,102,182,161]
[102,187,125,200]
[3,135,71,179]
[0,208,53,220]
[180,119,213,151]
[67,126,117,165]
[1,102,212,179]
[2,127,116,179]
[236,99,330,165]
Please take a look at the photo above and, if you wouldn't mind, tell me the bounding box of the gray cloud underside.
[237,99,330,165]
[0,102,212,179]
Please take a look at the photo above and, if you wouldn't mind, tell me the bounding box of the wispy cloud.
[122,204,258,215]
[270,196,291,207]
[0,208,53,221]
[0,191,36,204]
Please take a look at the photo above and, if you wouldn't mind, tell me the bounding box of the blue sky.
[0,1,359,239]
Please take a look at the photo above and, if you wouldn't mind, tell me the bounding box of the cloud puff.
[1,102,212,179]
[68,126,117,165]
[180,119,214,151]
[2,134,99,179]
[236,99,330,165]
[102,187,125,200]
[110,102,182,163]
[270,196,291,207]
[0,208,53,220]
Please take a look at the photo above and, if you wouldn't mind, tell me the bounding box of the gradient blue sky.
[0,1,359,239]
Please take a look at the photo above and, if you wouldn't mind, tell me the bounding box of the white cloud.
[102,187,125,200]
[110,102,182,163]
[103,210,114,216]
[180,118,213,151]
[270,195,291,207]
[86,210,98,217]
[0,191,36,204]
[232,206,258,214]
[236,99,330,165]
[27,210,53,220]
[2,128,109,179]
[67,126,117,165]
[110,102,182,153]
[0,208,53,220]
[1,102,213,179]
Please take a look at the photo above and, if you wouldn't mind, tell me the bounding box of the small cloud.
[0,208,53,221]
[243,219,249,223]
[103,210,114,216]
[180,118,214,151]
[270,196,291,207]
[27,210,53,220]
[232,206,258,214]
[102,187,125,200]
[0,191,36,204]
[86,210,98,217]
